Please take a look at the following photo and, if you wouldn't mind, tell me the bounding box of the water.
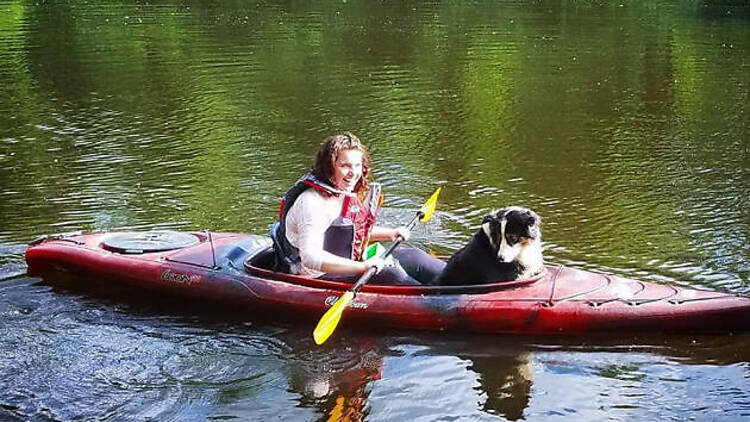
[1,0,750,420]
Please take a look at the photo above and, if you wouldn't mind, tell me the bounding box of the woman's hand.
[363,256,386,274]
[392,226,410,242]
[363,255,401,274]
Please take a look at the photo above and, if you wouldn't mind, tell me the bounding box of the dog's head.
[482,206,541,263]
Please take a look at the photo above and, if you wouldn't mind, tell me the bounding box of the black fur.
[431,229,520,286]
[431,207,543,286]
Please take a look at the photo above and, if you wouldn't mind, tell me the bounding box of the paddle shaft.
[313,187,440,345]
[349,212,423,294]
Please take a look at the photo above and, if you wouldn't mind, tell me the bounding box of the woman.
[271,132,444,285]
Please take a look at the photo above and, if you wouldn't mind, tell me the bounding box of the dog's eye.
[507,234,520,243]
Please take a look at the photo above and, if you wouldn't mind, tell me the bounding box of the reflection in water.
[289,338,383,422]
[291,340,533,422]
[470,352,532,420]
[413,336,535,421]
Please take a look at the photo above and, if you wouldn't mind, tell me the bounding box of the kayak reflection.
[285,335,533,421]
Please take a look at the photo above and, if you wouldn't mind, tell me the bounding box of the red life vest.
[274,174,380,272]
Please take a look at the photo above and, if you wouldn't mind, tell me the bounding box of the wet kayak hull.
[24,231,750,335]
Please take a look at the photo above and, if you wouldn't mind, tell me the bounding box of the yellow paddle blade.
[419,187,442,223]
[313,291,355,345]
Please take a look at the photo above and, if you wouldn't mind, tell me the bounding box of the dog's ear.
[524,210,541,238]
[520,209,538,225]
[482,214,495,225]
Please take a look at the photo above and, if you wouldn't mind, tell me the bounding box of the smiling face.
[312,133,370,195]
[331,148,363,192]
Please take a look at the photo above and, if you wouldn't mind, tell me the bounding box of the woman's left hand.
[392,226,410,242]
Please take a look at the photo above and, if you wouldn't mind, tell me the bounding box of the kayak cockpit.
[243,245,546,295]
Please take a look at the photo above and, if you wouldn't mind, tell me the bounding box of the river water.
[1,1,750,420]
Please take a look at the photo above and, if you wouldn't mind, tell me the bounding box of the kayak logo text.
[161,270,201,285]
[325,295,368,309]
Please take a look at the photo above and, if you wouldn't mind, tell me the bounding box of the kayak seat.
[268,221,304,274]
[269,222,288,273]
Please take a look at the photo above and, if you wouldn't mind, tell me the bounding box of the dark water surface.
[2,1,750,420]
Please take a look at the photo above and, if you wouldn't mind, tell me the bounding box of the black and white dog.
[433,206,544,286]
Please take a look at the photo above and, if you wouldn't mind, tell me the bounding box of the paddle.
[313,187,441,345]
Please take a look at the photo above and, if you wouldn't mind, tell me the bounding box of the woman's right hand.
[363,255,401,274]
[363,256,386,274]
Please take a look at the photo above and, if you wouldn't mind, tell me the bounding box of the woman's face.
[331,148,363,192]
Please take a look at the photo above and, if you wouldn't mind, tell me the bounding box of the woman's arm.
[316,250,371,275]
[289,191,374,275]
[369,225,410,242]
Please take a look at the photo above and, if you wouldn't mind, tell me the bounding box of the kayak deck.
[24,231,750,335]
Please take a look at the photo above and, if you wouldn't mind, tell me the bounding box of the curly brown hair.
[311,132,371,197]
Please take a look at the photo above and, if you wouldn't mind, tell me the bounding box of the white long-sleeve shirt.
[284,188,346,276]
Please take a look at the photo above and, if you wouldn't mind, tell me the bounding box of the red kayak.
[24,230,750,334]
